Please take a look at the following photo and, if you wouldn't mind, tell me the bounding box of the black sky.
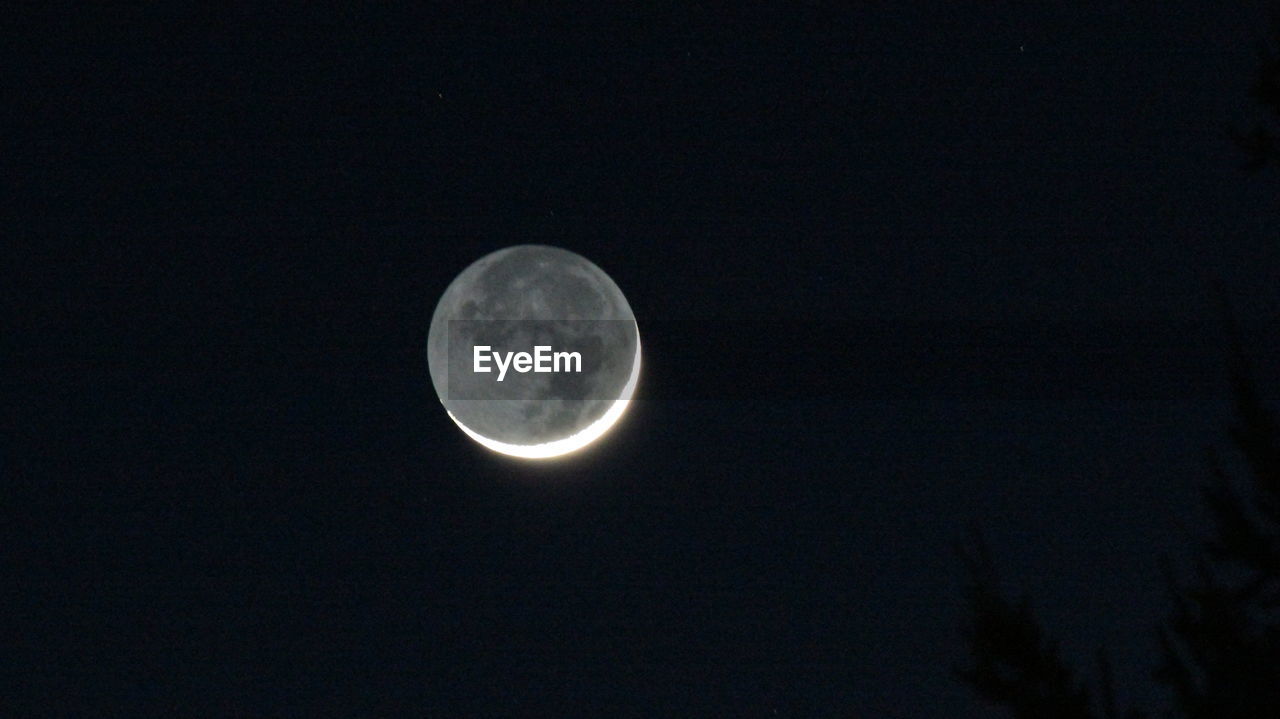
[9,2,1280,716]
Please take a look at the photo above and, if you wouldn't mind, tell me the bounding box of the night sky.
[10,3,1280,716]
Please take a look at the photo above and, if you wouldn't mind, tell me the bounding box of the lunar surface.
[427,245,640,459]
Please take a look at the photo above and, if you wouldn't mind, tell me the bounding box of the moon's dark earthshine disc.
[427,245,640,459]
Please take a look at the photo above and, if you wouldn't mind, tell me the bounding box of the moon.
[427,245,640,459]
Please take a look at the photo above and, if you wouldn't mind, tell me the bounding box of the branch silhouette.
[1233,15,1280,173]
[1152,287,1280,719]
[955,529,1096,719]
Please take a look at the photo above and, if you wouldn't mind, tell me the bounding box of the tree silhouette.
[1152,289,1280,718]
[957,294,1279,718]
[958,15,1280,714]
[1155,17,1280,713]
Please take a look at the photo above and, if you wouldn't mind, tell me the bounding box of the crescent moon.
[444,329,641,459]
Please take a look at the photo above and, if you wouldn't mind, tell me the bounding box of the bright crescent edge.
[445,327,641,459]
